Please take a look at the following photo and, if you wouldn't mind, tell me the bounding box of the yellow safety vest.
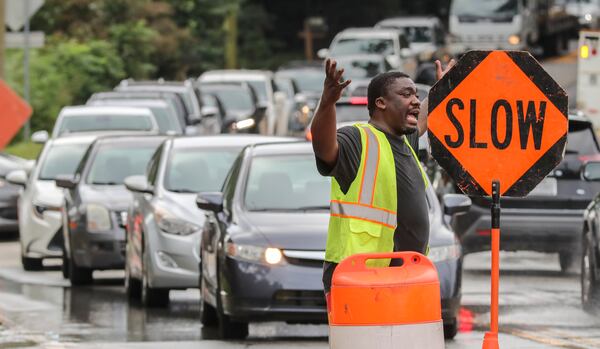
[325,123,428,267]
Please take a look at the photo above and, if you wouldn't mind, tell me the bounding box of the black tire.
[125,262,141,300]
[61,254,69,279]
[582,238,600,312]
[141,250,169,307]
[200,264,218,327]
[69,256,93,286]
[444,319,458,339]
[216,278,248,339]
[21,256,43,271]
[560,251,578,273]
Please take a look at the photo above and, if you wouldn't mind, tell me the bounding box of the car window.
[335,104,370,123]
[331,38,395,56]
[147,105,183,133]
[403,26,433,43]
[335,57,385,79]
[222,151,245,213]
[38,143,89,180]
[164,148,241,193]
[203,87,254,112]
[57,114,154,135]
[567,125,600,155]
[86,144,159,185]
[246,81,269,102]
[277,70,324,93]
[244,154,331,211]
[399,33,410,48]
[146,144,164,187]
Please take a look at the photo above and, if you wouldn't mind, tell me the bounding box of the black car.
[580,161,600,311]
[197,142,470,339]
[56,135,166,285]
[453,113,600,272]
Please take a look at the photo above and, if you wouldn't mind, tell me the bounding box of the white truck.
[577,30,600,127]
[448,0,579,56]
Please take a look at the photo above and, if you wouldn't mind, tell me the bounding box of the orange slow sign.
[428,51,568,197]
[0,80,32,149]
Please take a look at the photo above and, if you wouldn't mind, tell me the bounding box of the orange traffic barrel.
[329,252,444,349]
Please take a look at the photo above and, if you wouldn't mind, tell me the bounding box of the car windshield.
[246,80,269,102]
[334,57,385,79]
[164,148,240,193]
[566,126,600,155]
[451,0,518,19]
[245,154,331,211]
[335,104,369,123]
[331,38,395,56]
[86,144,159,185]
[203,86,254,112]
[278,70,324,93]
[147,106,183,133]
[402,26,433,43]
[38,143,89,180]
[57,114,154,135]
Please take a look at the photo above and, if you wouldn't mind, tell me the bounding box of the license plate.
[527,177,557,196]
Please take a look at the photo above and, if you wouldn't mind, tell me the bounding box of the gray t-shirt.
[316,124,430,256]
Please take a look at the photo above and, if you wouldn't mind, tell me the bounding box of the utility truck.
[577,30,600,127]
[448,0,579,56]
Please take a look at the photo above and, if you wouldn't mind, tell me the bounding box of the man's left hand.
[435,59,457,81]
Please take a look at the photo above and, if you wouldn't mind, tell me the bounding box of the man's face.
[377,77,421,135]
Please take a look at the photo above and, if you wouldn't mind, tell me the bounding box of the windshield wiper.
[168,189,196,193]
[91,181,120,185]
[297,205,330,211]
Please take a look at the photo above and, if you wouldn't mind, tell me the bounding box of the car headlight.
[154,205,200,236]
[233,118,255,131]
[585,13,593,22]
[32,202,61,219]
[225,241,284,265]
[428,243,461,263]
[508,35,520,45]
[86,203,111,232]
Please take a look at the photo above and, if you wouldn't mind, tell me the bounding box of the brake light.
[477,229,491,236]
[350,97,368,105]
[579,154,600,163]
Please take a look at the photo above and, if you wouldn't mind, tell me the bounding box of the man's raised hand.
[321,58,351,105]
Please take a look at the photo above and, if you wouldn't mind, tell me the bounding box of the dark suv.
[453,113,600,272]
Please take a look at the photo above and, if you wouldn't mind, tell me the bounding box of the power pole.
[224,6,238,69]
[0,0,5,79]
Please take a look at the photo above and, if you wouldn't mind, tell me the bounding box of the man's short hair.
[367,71,411,116]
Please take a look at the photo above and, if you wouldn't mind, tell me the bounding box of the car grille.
[273,290,326,307]
[282,250,325,268]
[0,207,17,220]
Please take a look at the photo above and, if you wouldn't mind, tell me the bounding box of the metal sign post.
[483,180,501,349]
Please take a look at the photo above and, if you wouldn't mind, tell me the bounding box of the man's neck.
[368,119,404,137]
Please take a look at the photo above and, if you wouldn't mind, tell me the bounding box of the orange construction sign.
[0,80,32,149]
[428,51,568,197]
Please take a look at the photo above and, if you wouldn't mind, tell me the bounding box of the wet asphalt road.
[1,49,597,348]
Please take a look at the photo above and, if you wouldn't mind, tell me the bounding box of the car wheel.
[125,261,141,300]
[68,254,93,286]
[582,239,600,312]
[559,251,578,273]
[61,253,69,279]
[443,318,458,339]
[21,255,43,271]
[141,250,169,307]
[199,262,218,327]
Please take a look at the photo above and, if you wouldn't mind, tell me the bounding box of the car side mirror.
[55,174,79,189]
[31,130,49,144]
[196,192,224,213]
[6,170,28,186]
[124,175,153,194]
[317,48,329,59]
[443,194,472,215]
[582,161,600,181]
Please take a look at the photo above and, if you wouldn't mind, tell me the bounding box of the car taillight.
[579,154,600,163]
[350,97,368,105]
[477,229,491,236]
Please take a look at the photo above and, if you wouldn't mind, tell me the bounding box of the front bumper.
[220,255,462,324]
[456,205,585,254]
[0,187,19,232]
[146,228,200,289]
[71,228,126,270]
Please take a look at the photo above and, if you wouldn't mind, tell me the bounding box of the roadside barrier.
[329,252,444,349]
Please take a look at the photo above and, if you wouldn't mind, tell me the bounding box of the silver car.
[123,135,296,306]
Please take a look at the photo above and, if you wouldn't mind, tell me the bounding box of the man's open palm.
[322,59,351,105]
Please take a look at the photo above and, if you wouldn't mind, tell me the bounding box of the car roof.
[47,134,100,146]
[89,99,169,107]
[332,53,386,61]
[170,135,299,149]
[376,16,441,27]
[336,27,400,38]
[92,134,168,146]
[60,105,154,116]
[199,70,274,81]
[248,141,313,157]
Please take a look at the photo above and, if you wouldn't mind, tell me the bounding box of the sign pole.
[23,0,30,141]
[483,180,501,349]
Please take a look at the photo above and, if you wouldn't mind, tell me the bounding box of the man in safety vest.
[311,58,456,307]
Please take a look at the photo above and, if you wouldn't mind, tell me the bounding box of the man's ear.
[375,96,386,110]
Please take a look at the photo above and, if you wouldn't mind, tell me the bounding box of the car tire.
[216,274,248,339]
[582,237,600,312]
[559,251,578,273]
[125,262,141,300]
[61,254,69,279]
[21,255,43,271]
[199,264,218,327]
[444,319,458,339]
[141,250,169,307]
[69,255,92,286]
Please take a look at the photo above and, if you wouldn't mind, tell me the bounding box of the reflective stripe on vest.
[358,126,380,205]
[330,200,397,229]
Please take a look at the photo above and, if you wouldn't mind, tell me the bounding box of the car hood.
[32,180,64,208]
[160,191,206,227]
[241,211,330,250]
[80,185,133,211]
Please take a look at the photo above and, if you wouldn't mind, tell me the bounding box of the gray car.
[56,135,166,285]
[123,135,297,307]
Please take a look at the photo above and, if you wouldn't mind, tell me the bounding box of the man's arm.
[311,59,351,168]
[417,59,457,137]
